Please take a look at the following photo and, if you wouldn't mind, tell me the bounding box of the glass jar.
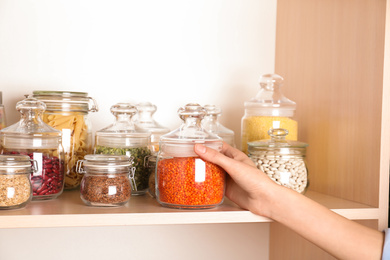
[32,91,98,190]
[0,98,64,200]
[0,154,35,209]
[0,92,6,129]
[202,104,235,147]
[156,103,226,209]
[241,74,298,154]
[135,102,170,153]
[77,154,134,207]
[248,128,308,194]
[94,103,152,195]
[146,154,157,198]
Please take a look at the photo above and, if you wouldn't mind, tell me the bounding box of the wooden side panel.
[274,0,386,206]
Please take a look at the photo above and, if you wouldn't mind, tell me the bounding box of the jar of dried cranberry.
[156,103,226,209]
[0,154,36,209]
[77,154,134,207]
[0,97,65,200]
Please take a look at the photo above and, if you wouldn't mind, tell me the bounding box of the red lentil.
[157,157,226,209]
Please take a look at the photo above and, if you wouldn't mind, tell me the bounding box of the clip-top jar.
[156,103,226,209]
[241,74,298,154]
[0,154,35,209]
[135,102,170,153]
[94,103,152,195]
[77,154,134,207]
[0,98,64,200]
[32,90,98,190]
[248,128,308,194]
[202,104,235,147]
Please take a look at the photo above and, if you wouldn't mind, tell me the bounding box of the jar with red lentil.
[94,103,152,195]
[135,102,170,153]
[77,154,134,207]
[0,97,65,200]
[202,104,235,147]
[32,91,98,190]
[241,74,298,154]
[156,103,226,209]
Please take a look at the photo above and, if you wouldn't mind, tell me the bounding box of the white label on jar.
[195,158,206,182]
[108,186,117,195]
[33,152,43,176]
[279,171,291,184]
[7,187,15,198]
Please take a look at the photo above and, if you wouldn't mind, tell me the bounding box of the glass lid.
[248,128,308,149]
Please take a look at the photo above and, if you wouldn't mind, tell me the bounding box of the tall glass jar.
[156,103,226,209]
[94,103,152,195]
[248,128,308,194]
[202,104,235,147]
[77,154,133,207]
[0,98,64,200]
[0,154,35,209]
[135,102,170,153]
[32,91,98,190]
[241,74,298,154]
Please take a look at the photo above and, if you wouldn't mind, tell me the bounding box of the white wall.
[0,0,276,259]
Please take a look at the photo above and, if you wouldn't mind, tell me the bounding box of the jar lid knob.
[268,128,289,140]
[110,103,137,117]
[178,103,206,121]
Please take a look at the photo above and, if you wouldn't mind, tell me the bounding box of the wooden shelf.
[0,189,378,229]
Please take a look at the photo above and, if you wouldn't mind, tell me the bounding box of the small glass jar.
[156,103,226,209]
[146,154,157,198]
[248,128,308,194]
[202,104,235,147]
[0,98,64,200]
[94,103,152,195]
[0,154,35,209]
[241,74,298,154]
[77,154,134,207]
[135,102,170,153]
[32,91,98,190]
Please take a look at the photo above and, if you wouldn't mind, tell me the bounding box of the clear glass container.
[32,90,98,190]
[146,154,157,198]
[0,97,64,200]
[0,92,6,129]
[202,104,235,147]
[135,102,170,153]
[248,128,308,194]
[77,154,134,207]
[241,74,298,154]
[0,154,35,209]
[94,103,152,195]
[156,103,226,209]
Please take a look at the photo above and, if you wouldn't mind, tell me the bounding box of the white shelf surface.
[0,189,378,229]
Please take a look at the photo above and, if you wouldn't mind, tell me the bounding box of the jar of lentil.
[77,154,134,207]
[32,91,98,190]
[0,97,65,200]
[156,103,226,209]
[202,104,235,147]
[248,128,308,194]
[241,74,298,154]
[94,103,152,195]
[0,154,35,209]
[135,102,170,153]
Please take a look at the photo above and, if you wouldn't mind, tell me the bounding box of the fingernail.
[195,144,206,154]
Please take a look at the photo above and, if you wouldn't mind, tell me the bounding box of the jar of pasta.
[32,91,98,190]
[0,97,65,200]
[202,104,235,147]
[241,74,298,154]
[135,102,170,153]
[94,103,152,195]
[156,103,226,209]
[0,154,35,209]
[77,154,134,207]
[248,128,308,194]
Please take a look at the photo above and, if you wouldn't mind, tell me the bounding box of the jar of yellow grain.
[32,91,98,190]
[241,74,297,154]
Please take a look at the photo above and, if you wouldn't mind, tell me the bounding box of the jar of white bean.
[248,128,308,194]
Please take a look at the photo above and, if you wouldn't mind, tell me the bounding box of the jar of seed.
[77,154,134,207]
[248,128,308,194]
[0,154,35,209]
[94,103,152,195]
[241,74,298,154]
